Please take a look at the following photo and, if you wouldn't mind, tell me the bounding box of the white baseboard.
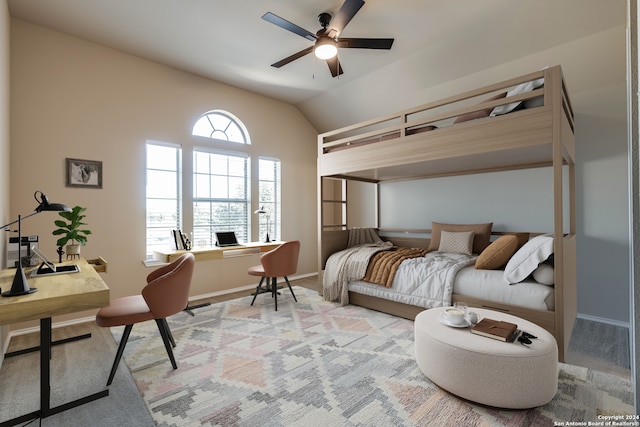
[188,272,317,302]
[577,312,630,329]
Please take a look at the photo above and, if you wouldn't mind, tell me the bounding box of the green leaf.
[52,205,91,247]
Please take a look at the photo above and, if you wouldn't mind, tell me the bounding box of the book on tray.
[470,318,518,342]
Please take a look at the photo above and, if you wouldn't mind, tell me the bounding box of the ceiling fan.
[262,0,394,78]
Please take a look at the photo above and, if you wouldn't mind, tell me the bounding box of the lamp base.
[1,266,37,297]
[2,288,37,297]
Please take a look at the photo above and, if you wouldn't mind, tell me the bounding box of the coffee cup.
[453,302,468,315]
[444,308,465,325]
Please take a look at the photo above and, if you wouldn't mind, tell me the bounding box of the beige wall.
[0,0,10,355]
[9,19,318,329]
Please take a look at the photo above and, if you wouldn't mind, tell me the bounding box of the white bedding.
[347,252,477,309]
[454,266,554,310]
[347,255,554,311]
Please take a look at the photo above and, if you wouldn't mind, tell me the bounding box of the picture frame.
[66,158,103,188]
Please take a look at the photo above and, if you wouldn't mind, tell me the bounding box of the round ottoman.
[414,307,558,409]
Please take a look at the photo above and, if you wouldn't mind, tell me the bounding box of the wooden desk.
[0,259,110,426]
[154,241,283,263]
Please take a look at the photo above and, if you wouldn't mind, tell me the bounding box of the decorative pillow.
[533,263,555,286]
[438,230,474,255]
[454,92,507,124]
[490,77,544,116]
[428,222,493,255]
[503,234,554,284]
[475,234,519,270]
[512,232,530,250]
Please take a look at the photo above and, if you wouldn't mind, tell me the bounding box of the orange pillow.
[475,234,519,270]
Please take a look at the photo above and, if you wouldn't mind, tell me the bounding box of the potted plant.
[53,205,92,257]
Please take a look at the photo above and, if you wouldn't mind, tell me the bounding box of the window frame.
[192,110,251,145]
[145,141,182,259]
[257,156,281,242]
[192,147,251,246]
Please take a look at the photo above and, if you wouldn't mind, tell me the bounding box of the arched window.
[192,110,250,144]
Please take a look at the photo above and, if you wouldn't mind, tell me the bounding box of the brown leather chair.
[249,240,300,311]
[96,253,195,386]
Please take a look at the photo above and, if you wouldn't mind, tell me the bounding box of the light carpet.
[111,287,634,426]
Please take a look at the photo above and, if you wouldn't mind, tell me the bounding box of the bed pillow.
[475,234,519,270]
[533,263,555,286]
[490,77,544,116]
[512,232,530,250]
[406,125,437,135]
[428,222,493,254]
[503,234,554,284]
[438,230,474,255]
[454,92,507,124]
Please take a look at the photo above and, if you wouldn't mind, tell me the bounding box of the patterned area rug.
[111,287,634,426]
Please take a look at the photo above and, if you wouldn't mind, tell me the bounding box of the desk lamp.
[1,191,71,297]
[254,206,271,243]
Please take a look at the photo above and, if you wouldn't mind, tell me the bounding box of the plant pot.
[66,244,81,256]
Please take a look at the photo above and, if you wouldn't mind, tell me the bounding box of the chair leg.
[284,276,298,302]
[250,276,266,306]
[107,324,133,386]
[155,318,178,370]
[162,318,176,347]
[272,277,278,311]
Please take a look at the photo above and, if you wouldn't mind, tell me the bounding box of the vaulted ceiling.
[7,0,627,131]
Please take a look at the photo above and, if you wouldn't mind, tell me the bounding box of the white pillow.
[438,230,474,255]
[503,234,554,284]
[490,77,544,116]
[533,263,554,286]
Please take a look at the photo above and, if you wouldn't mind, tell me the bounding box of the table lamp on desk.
[0,191,70,297]
[254,206,271,243]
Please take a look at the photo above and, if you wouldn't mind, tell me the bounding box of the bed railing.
[318,65,573,156]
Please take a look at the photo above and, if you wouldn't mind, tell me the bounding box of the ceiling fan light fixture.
[314,36,338,60]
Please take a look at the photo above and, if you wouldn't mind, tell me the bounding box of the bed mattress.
[348,265,554,311]
[454,266,554,310]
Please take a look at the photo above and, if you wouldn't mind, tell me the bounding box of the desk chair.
[96,253,195,386]
[248,240,300,311]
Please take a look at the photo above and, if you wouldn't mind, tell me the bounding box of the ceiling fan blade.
[338,38,394,49]
[262,12,316,41]
[271,46,314,68]
[329,0,365,37]
[326,57,344,78]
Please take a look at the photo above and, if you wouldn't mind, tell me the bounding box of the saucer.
[439,312,471,328]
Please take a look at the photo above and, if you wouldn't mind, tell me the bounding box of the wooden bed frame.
[317,65,576,362]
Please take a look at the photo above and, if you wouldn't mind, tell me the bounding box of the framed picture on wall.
[66,158,103,188]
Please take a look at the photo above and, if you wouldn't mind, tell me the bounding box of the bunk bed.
[317,65,576,361]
